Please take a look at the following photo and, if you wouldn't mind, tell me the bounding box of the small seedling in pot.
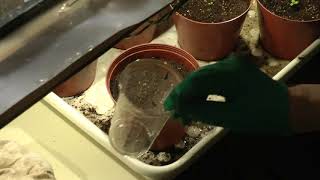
[290,0,299,7]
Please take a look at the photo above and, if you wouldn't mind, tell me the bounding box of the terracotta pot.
[257,0,320,60]
[115,5,175,50]
[106,43,199,150]
[54,61,97,97]
[114,22,156,50]
[107,44,199,95]
[151,119,186,151]
[173,1,251,61]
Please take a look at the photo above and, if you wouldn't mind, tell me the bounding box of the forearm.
[289,84,320,133]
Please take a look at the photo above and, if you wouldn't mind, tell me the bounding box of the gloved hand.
[164,55,292,135]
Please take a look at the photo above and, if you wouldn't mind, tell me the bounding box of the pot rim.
[106,43,199,102]
[172,0,252,25]
[108,43,199,77]
[256,0,320,23]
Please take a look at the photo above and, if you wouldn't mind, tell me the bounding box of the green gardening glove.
[164,55,292,135]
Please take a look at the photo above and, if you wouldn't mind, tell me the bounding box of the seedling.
[290,0,299,7]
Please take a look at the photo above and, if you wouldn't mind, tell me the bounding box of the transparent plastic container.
[109,59,183,157]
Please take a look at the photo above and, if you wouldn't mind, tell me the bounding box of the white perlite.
[186,126,202,138]
[156,152,171,163]
[206,94,226,102]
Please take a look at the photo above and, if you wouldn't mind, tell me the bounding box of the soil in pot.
[110,58,190,101]
[177,0,250,23]
[259,0,320,21]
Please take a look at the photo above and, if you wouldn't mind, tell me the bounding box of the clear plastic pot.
[109,59,182,157]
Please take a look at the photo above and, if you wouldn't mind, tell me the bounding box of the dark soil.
[261,61,289,77]
[260,0,320,21]
[177,0,250,23]
[110,59,190,101]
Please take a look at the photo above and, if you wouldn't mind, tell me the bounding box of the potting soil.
[110,59,189,101]
[260,0,320,21]
[118,59,182,111]
[177,0,250,23]
[64,95,113,134]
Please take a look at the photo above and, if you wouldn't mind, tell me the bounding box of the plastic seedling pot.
[107,44,199,151]
[256,0,320,60]
[109,59,183,157]
[173,0,251,61]
[54,61,97,97]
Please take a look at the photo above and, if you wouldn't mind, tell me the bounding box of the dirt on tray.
[259,0,320,21]
[63,95,114,134]
[138,121,215,166]
[177,0,250,23]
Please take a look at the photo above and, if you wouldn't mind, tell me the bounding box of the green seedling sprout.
[290,0,299,7]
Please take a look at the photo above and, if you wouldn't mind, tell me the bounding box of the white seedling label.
[206,94,226,102]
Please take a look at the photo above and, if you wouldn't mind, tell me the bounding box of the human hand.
[164,55,292,135]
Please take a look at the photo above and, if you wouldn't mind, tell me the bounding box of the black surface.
[0,0,172,127]
[0,0,61,37]
[287,51,320,85]
[176,132,320,180]
[0,0,46,29]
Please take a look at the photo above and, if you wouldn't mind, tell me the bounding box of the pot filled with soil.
[257,0,320,59]
[106,43,199,151]
[173,0,251,61]
[54,61,97,97]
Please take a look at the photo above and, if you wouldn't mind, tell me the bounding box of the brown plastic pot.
[115,5,175,50]
[54,61,97,97]
[257,0,320,60]
[106,43,199,150]
[114,22,156,50]
[151,119,186,151]
[173,1,251,61]
[107,44,199,93]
